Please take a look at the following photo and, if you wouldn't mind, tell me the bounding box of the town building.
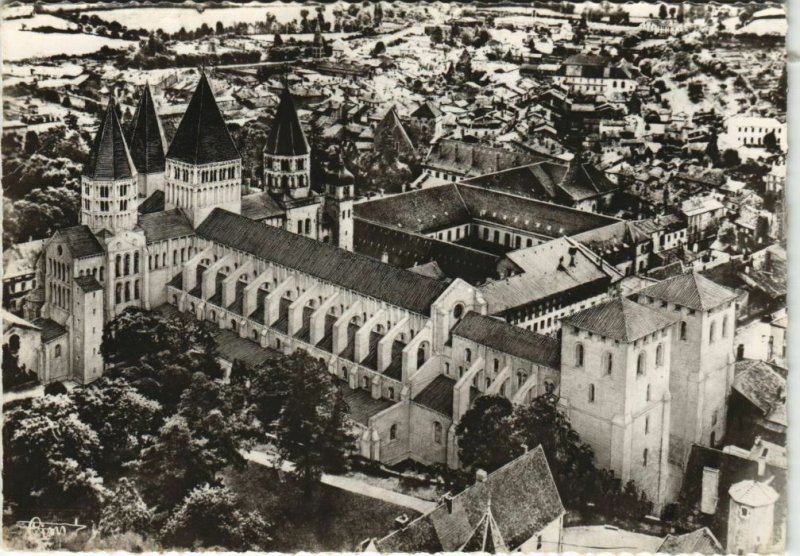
[552,54,636,96]
[3,239,43,314]
[725,115,787,150]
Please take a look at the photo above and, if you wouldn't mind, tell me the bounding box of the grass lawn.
[223,462,420,552]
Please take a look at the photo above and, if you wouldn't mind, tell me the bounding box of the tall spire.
[83,96,135,180]
[264,84,310,156]
[166,72,240,165]
[127,83,167,175]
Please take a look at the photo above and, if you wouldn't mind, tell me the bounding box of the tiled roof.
[375,446,564,552]
[424,139,542,178]
[658,528,722,555]
[729,479,779,507]
[354,184,469,233]
[74,275,103,293]
[639,272,737,311]
[138,209,194,244]
[83,97,135,180]
[340,383,395,426]
[32,318,68,343]
[413,375,455,418]
[53,226,105,259]
[562,297,676,342]
[241,192,287,221]
[264,86,309,156]
[137,190,165,215]
[166,73,241,164]
[411,101,442,119]
[733,359,786,416]
[453,312,560,369]
[127,84,167,174]
[196,209,449,315]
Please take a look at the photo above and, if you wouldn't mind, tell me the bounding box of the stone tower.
[263,84,311,199]
[637,272,738,467]
[127,83,168,199]
[727,478,779,555]
[323,155,355,251]
[81,97,138,235]
[311,21,326,58]
[165,73,242,228]
[559,298,674,511]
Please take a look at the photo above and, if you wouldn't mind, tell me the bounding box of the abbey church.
[20,72,739,512]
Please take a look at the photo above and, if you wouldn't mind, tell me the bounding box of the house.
[727,359,786,448]
[552,53,636,96]
[681,196,726,242]
[366,446,565,552]
[3,239,44,314]
[725,115,787,151]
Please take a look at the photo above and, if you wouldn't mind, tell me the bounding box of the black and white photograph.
[0,1,789,553]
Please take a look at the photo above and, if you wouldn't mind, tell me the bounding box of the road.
[241,449,436,514]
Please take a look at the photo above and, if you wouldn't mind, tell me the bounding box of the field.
[223,462,419,552]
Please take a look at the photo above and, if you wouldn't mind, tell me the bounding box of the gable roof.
[658,528,722,554]
[264,85,309,156]
[453,312,560,369]
[137,190,166,215]
[460,502,508,552]
[127,84,167,174]
[83,97,136,180]
[562,297,676,342]
[52,226,105,259]
[412,375,456,418]
[375,446,564,552]
[412,101,442,119]
[166,73,241,165]
[137,208,194,244]
[733,359,786,416]
[32,318,68,343]
[196,209,449,315]
[2,309,40,331]
[639,272,737,311]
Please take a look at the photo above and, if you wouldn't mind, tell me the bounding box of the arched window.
[680,321,687,341]
[362,376,369,389]
[709,322,716,344]
[390,424,397,441]
[493,358,500,372]
[133,252,139,273]
[388,387,394,399]
[575,343,584,367]
[637,352,646,375]
[517,371,526,388]
[545,380,555,394]
[231,319,238,332]
[453,303,464,320]
[588,383,595,402]
[645,416,650,434]
[124,253,131,275]
[643,448,648,466]
[134,280,140,300]
[54,344,62,357]
[722,316,729,338]
[433,422,442,444]
[342,366,348,380]
[115,254,122,275]
[115,283,122,304]
[124,281,131,302]
[465,348,472,362]
[604,352,613,375]
[655,344,664,367]
[646,383,651,402]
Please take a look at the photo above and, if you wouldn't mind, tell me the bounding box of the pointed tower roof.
[264,85,310,156]
[313,20,325,46]
[331,153,354,186]
[127,84,167,174]
[166,73,240,165]
[640,271,738,311]
[562,297,676,342]
[83,97,136,180]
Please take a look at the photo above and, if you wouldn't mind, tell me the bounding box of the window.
[643,448,648,466]
[575,343,584,367]
[722,316,729,338]
[465,348,472,363]
[604,352,613,375]
[493,358,500,372]
[388,387,394,399]
[709,322,716,344]
[589,384,595,402]
[362,376,369,389]
[54,344,62,357]
[740,507,749,518]
[680,321,688,340]
[656,344,664,367]
[637,352,646,375]
[342,366,348,380]
[537,535,542,550]
[517,371,526,388]
[433,422,442,444]
[645,416,650,434]
[390,424,397,440]
[453,303,464,319]
[646,384,651,402]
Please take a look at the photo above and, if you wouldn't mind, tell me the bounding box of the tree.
[763,130,778,151]
[658,4,667,19]
[160,484,271,551]
[669,6,676,18]
[98,479,154,536]
[3,395,106,517]
[273,33,283,47]
[722,148,741,167]
[136,415,229,510]
[455,395,521,472]
[688,82,704,103]
[430,26,444,44]
[215,21,224,35]
[23,130,40,155]
[511,395,599,507]
[706,130,721,165]
[371,40,386,57]
[274,352,352,496]
[677,4,686,23]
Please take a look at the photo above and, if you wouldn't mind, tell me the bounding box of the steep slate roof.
[241,192,286,221]
[354,184,469,233]
[425,139,543,178]
[460,503,508,552]
[74,275,103,293]
[658,528,722,555]
[453,312,561,369]
[413,375,456,418]
[53,226,105,259]
[639,272,737,311]
[83,97,135,180]
[127,84,167,174]
[411,101,442,119]
[374,106,415,152]
[375,446,564,552]
[137,190,166,215]
[166,73,241,164]
[733,359,786,416]
[562,297,676,342]
[196,209,449,315]
[264,85,309,156]
[137,208,194,244]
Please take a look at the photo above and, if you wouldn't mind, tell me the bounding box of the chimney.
[569,246,578,267]
[757,456,767,477]
[476,469,488,483]
[443,493,455,514]
[558,256,566,271]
